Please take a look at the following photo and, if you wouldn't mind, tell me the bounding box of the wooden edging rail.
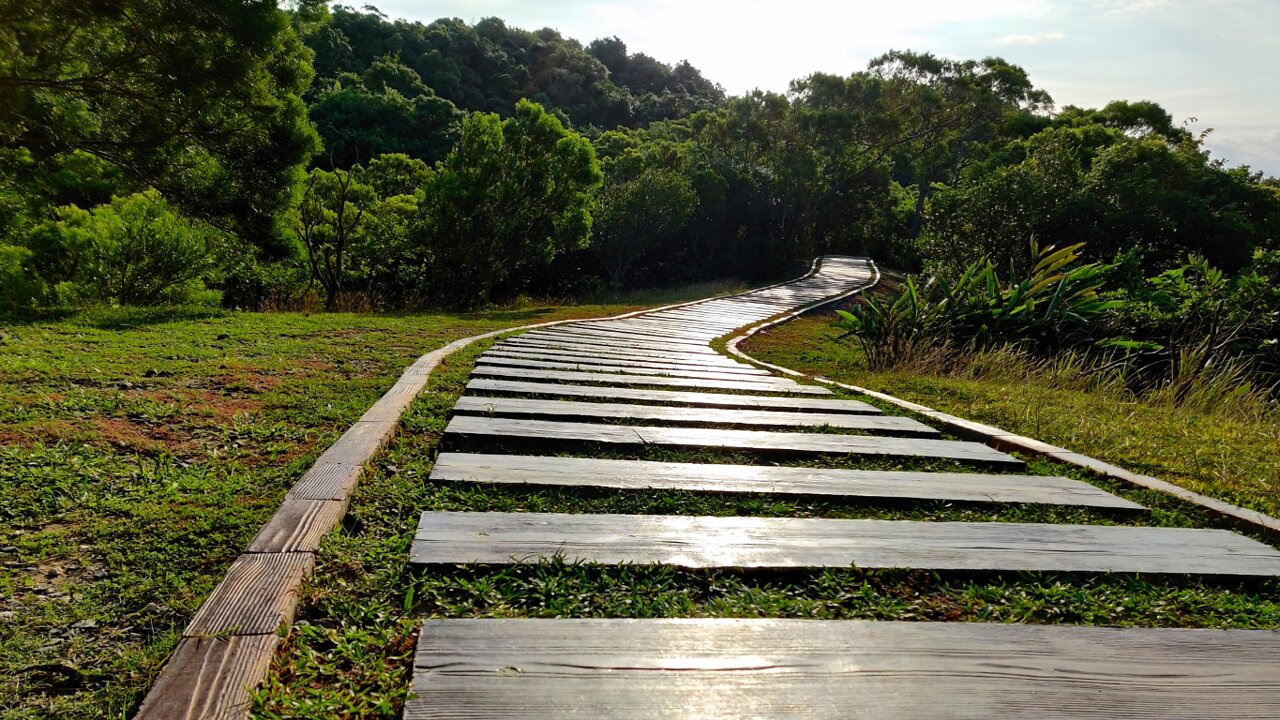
[133,262,831,719]
[723,260,1280,542]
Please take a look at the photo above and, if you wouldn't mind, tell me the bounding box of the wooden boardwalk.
[407,619,1280,719]
[396,256,1280,716]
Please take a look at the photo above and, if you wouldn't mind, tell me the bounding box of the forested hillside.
[3,1,1278,316]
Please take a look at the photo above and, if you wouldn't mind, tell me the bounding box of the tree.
[592,168,698,288]
[308,64,461,169]
[361,153,433,198]
[416,100,602,307]
[295,168,376,310]
[1,0,321,250]
[868,51,1053,236]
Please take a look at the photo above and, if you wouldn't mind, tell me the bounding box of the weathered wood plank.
[474,358,781,383]
[562,324,719,342]
[468,379,880,413]
[517,330,722,354]
[451,396,938,436]
[470,365,831,395]
[473,361,829,394]
[443,416,1021,467]
[410,511,1280,576]
[183,552,314,636]
[245,497,350,553]
[499,338,736,363]
[526,324,723,345]
[429,453,1143,509]
[484,349,770,375]
[287,461,363,500]
[405,618,1280,720]
[135,635,278,720]
[612,317,737,331]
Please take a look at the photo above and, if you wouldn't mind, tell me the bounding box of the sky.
[370,0,1280,176]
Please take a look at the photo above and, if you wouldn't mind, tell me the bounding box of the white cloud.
[1104,0,1173,15]
[998,32,1065,44]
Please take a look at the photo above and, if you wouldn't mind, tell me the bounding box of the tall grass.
[874,342,1274,422]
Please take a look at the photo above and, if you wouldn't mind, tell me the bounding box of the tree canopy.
[1,0,320,250]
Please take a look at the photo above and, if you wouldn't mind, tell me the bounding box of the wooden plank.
[484,349,770,375]
[478,356,788,384]
[429,453,1143,509]
[406,618,1280,720]
[519,330,721,354]
[288,461,363,500]
[525,325,723,346]
[470,366,831,395]
[564,324,718,342]
[443,416,1021,467]
[468,379,881,414]
[451,396,938,436]
[500,338,737,364]
[246,497,349,553]
[183,552,314,636]
[504,336,726,358]
[410,511,1280,576]
[475,358,789,383]
[135,634,278,720]
[613,317,737,331]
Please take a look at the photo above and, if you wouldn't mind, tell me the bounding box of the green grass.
[251,338,1280,719]
[742,311,1280,520]
[0,296,695,720]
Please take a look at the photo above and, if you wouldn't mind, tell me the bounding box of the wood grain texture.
[450,396,937,436]
[410,511,1280,576]
[443,416,1021,467]
[429,453,1143,509]
[135,635,278,720]
[406,618,1280,719]
[313,420,397,465]
[245,497,350,553]
[469,366,830,395]
[183,552,314,636]
[287,461,364,500]
[468,379,880,413]
[475,358,782,383]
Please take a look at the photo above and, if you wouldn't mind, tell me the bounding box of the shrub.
[24,191,220,306]
[0,244,41,312]
[834,242,1118,369]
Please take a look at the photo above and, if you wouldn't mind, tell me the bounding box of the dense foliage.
[1,2,1277,318]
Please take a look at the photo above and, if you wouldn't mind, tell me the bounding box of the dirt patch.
[211,371,281,395]
[92,418,179,455]
[0,420,85,448]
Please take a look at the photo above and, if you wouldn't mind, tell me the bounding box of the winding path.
[406,257,1280,718]
[139,256,1280,719]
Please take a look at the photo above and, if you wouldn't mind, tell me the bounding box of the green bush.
[835,243,1118,369]
[0,244,41,312]
[22,191,219,306]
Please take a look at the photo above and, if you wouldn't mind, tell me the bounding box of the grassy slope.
[0,297,705,720]
[742,311,1280,519]
[251,341,1280,718]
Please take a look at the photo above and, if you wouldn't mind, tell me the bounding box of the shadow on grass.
[1,304,232,330]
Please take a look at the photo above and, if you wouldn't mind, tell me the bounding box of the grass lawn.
[741,310,1280,520]
[0,292,723,720]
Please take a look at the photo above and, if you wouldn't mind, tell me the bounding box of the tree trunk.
[909,175,930,239]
